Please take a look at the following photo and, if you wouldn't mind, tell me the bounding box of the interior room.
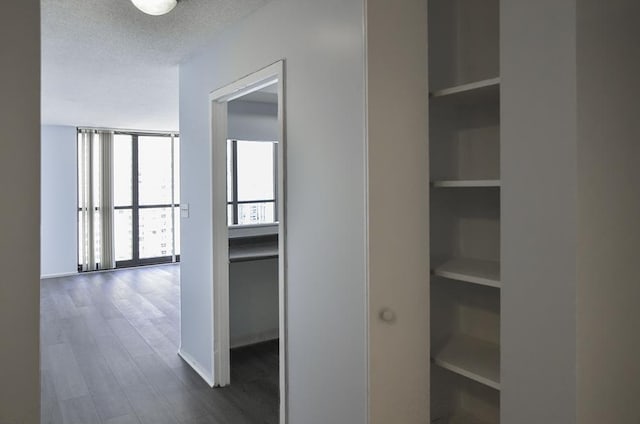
[1,1,639,424]
[38,1,284,423]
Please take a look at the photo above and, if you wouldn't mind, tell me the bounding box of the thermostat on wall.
[180,203,189,218]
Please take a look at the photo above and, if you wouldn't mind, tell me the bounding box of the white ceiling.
[41,0,271,131]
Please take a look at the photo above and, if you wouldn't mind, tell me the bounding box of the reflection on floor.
[40,264,279,424]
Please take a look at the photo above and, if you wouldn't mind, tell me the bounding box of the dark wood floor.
[41,264,279,424]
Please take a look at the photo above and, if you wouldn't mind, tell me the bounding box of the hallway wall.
[0,2,41,423]
[179,0,367,422]
[41,125,78,277]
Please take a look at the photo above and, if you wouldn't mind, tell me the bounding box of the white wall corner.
[178,347,216,387]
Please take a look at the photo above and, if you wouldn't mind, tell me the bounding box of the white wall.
[228,100,278,141]
[230,259,279,347]
[179,0,367,422]
[576,1,640,421]
[501,1,578,422]
[41,125,78,277]
[0,2,41,423]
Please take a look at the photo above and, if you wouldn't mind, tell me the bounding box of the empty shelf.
[431,180,500,188]
[433,334,500,390]
[430,78,500,98]
[433,258,500,288]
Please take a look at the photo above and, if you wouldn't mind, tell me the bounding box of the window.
[136,135,179,262]
[78,130,180,270]
[227,140,277,226]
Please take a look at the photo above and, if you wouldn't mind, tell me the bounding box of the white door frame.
[209,60,287,423]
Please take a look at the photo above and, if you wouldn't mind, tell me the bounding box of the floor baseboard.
[178,347,216,387]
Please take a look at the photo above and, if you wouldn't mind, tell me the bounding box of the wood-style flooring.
[40,264,279,424]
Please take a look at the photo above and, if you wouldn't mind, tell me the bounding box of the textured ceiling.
[41,0,271,131]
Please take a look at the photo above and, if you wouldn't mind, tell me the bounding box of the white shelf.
[432,180,500,188]
[433,258,500,288]
[433,334,500,390]
[430,78,501,98]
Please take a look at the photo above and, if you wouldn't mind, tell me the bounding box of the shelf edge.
[430,77,501,98]
[433,269,501,288]
[434,358,501,391]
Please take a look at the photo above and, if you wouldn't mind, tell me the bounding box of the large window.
[227,140,277,226]
[116,134,180,266]
[78,131,180,270]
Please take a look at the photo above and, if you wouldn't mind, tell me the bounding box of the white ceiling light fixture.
[131,0,178,16]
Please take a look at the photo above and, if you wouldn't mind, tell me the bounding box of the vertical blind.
[78,129,115,271]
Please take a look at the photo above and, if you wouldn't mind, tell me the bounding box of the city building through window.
[226,139,278,226]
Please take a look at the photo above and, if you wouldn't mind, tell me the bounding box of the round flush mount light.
[131,0,178,16]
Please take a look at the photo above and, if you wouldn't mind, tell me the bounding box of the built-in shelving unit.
[433,258,500,288]
[429,0,501,421]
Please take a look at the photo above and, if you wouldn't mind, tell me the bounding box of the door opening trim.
[209,60,287,424]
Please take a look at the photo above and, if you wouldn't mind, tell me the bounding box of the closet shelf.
[433,258,500,288]
[430,77,500,98]
[433,334,500,391]
[431,179,500,188]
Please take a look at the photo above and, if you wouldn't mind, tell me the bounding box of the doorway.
[209,61,286,423]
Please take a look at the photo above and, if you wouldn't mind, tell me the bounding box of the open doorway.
[209,61,286,423]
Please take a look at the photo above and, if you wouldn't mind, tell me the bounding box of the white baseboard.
[230,329,279,349]
[41,262,179,279]
[178,347,215,387]
[40,271,78,279]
